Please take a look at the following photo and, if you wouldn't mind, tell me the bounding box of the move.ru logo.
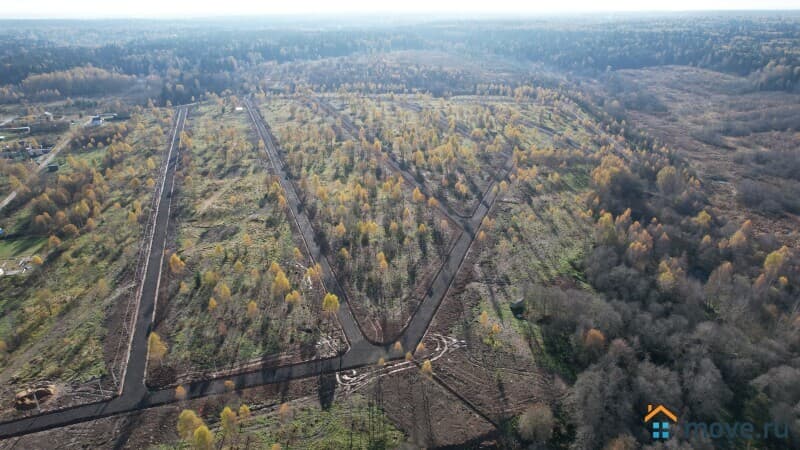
[644,404,677,440]
[643,404,789,442]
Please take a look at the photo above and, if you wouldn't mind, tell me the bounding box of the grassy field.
[150,100,344,386]
[246,395,404,449]
[0,236,47,259]
[149,393,404,450]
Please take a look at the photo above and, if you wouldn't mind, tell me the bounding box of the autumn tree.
[233,260,245,273]
[322,292,340,315]
[247,300,258,319]
[192,425,214,450]
[278,402,292,423]
[705,261,735,313]
[62,223,79,237]
[148,332,167,365]
[169,253,186,274]
[175,385,187,401]
[269,261,282,275]
[590,154,642,215]
[412,187,425,203]
[763,246,789,282]
[333,222,347,239]
[215,281,232,302]
[518,403,554,444]
[285,290,302,307]
[239,404,251,421]
[47,235,61,249]
[177,409,204,440]
[585,327,606,347]
[583,328,606,362]
[377,251,389,272]
[420,359,433,377]
[479,310,489,328]
[655,165,681,195]
[220,406,238,443]
[272,270,291,299]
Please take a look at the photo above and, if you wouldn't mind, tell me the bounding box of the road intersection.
[0,99,512,439]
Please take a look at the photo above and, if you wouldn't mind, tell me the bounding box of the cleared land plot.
[149,100,345,388]
[324,94,509,217]
[260,96,459,343]
[600,66,800,246]
[403,102,612,442]
[419,174,593,426]
[0,375,405,450]
[0,107,172,419]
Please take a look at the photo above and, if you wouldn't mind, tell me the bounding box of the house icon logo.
[644,404,677,440]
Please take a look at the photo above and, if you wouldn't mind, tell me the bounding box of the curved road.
[0,98,512,440]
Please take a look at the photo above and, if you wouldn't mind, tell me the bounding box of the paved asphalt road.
[0,98,511,440]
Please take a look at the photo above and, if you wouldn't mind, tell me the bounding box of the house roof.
[644,404,677,423]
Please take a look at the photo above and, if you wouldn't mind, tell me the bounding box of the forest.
[1,13,800,106]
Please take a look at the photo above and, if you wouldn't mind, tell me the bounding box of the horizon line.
[2,9,800,21]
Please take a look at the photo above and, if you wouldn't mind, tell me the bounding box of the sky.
[1,0,798,19]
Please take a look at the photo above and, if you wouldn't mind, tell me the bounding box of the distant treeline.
[0,29,425,104]
[0,14,798,104]
[458,17,800,91]
[21,66,136,98]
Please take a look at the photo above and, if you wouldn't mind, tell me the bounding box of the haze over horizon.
[1,0,798,19]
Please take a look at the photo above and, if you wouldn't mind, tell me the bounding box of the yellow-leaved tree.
[148,332,167,365]
[192,425,214,450]
[177,409,203,440]
[169,253,186,274]
[322,293,340,315]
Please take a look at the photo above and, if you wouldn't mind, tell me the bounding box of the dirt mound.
[14,384,56,410]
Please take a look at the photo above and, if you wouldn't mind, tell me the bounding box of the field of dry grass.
[596,66,800,247]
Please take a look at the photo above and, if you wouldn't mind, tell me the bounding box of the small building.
[47,164,59,172]
[26,147,50,158]
[0,227,5,237]
[89,116,104,126]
